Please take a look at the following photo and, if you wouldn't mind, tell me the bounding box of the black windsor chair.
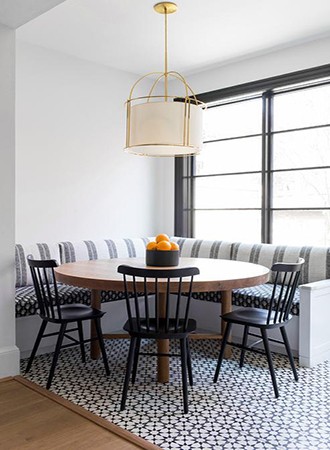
[117,264,200,414]
[26,257,110,389]
[214,258,305,398]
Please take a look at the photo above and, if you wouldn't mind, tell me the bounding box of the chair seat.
[123,318,197,338]
[44,304,104,323]
[223,307,292,328]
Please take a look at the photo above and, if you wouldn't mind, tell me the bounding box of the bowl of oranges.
[146,234,180,267]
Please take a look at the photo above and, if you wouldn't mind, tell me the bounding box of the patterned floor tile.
[21,339,330,450]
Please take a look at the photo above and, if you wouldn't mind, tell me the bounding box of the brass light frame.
[124,2,206,157]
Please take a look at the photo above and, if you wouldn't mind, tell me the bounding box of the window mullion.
[262,91,273,243]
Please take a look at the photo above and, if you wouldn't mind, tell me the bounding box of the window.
[175,65,330,246]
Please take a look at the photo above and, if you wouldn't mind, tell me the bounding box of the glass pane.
[196,136,262,175]
[273,169,330,208]
[273,84,330,131]
[194,210,261,243]
[203,98,262,141]
[273,210,330,246]
[273,127,330,170]
[195,174,261,209]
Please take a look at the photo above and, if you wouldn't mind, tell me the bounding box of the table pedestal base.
[90,288,233,381]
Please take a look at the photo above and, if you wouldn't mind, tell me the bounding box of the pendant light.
[124,2,205,157]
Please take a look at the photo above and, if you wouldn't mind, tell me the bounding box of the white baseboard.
[0,345,20,377]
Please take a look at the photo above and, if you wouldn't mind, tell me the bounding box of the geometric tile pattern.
[21,340,330,450]
[191,284,300,316]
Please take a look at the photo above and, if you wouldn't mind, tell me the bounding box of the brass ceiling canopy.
[153,2,178,14]
[124,1,205,157]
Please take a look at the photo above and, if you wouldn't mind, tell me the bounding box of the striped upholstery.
[15,243,60,287]
[15,238,152,318]
[15,237,330,319]
[170,237,232,260]
[59,237,150,263]
[15,284,128,318]
[190,285,300,316]
[231,242,330,284]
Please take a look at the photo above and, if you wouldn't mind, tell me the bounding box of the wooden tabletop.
[55,257,270,292]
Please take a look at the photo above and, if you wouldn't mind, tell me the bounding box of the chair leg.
[121,337,137,411]
[186,338,193,387]
[280,326,298,381]
[214,322,232,383]
[94,318,110,376]
[239,325,250,368]
[77,321,86,363]
[46,323,67,389]
[131,337,141,384]
[261,328,279,398]
[25,320,48,374]
[180,338,189,414]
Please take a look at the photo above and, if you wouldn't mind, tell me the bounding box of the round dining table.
[55,257,269,383]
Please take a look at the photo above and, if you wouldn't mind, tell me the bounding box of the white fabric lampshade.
[125,101,203,156]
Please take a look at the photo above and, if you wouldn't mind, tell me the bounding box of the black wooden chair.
[25,257,110,389]
[117,264,200,413]
[214,258,305,398]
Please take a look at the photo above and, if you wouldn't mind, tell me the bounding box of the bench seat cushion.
[15,284,127,318]
[191,284,300,316]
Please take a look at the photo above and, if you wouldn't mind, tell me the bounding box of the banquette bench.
[15,237,330,367]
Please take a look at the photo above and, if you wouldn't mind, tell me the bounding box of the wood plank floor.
[0,377,160,450]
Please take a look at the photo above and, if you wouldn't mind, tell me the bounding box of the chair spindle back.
[27,256,62,320]
[267,257,304,324]
[118,265,200,334]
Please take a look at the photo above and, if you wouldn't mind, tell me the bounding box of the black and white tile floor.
[21,340,330,450]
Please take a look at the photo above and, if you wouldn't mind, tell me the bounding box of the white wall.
[187,35,330,93]
[17,36,329,245]
[16,41,173,244]
[0,24,20,377]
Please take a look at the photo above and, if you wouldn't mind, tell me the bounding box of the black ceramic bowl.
[146,250,179,267]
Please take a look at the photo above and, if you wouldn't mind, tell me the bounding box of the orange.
[156,240,172,251]
[170,242,179,251]
[146,241,157,251]
[155,233,170,244]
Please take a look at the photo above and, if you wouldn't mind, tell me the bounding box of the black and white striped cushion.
[15,243,60,287]
[231,242,330,285]
[170,237,232,260]
[59,238,150,263]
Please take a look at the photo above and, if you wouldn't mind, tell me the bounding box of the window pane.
[196,137,262,175]
[273,210,330,246]
[195,174,261,209]
[194,210,261,242]
[273,84,330,131]
[273,169,330,208]
[203,98,262,141]
[273,127,330,170]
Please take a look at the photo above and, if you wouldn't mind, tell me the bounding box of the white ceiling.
[16,0,330,76]
[0,0,66,28]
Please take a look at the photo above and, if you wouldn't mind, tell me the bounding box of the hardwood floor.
[0,377,160,450]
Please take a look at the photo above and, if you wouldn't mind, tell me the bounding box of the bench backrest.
[172,237,330,285]
[231,242,330,285]
[16,237,330,288]
[15,243,60,287]
[171,237,232,260]
[59,238,150,263]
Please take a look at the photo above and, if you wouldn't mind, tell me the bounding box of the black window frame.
[175,64,330,241]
